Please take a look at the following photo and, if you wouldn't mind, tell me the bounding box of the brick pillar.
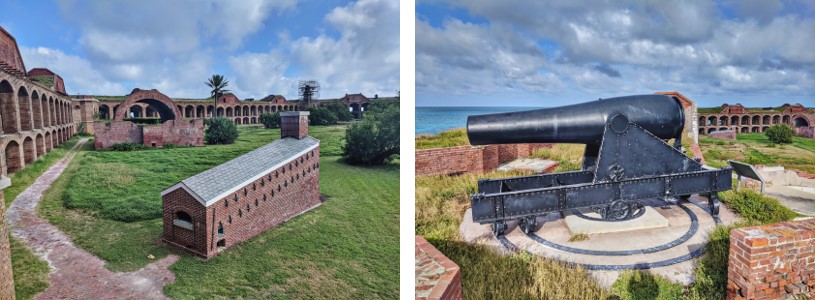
[727,219,815,299]
[0,175,15,299]
[280,111,309,139]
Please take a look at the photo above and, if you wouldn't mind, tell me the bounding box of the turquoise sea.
[415,106,541,135]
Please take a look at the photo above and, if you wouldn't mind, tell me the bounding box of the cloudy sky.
[416,0,815,107]
[0,0,399,100]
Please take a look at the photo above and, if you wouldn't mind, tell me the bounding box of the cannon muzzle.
[467,94,685,145]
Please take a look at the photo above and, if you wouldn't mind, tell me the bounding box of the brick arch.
[4,140,22,174]
[114,89,182,122]
[31,90,43,129]
[35,134,45,157]
[51,129,57,147]
[44,131,52,151]
[23,136,35,164]
[0,80,19,134]
[793,115,811,127]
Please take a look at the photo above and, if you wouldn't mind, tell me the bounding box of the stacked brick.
[416,236,461,300]
[0,177,15,299]
[415,143,551,176]
[727,218,815,299]
[710,130,737,140]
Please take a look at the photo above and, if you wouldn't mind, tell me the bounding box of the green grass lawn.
[698,133,815,172]
[415,128,470,150]
[37,126,399,298]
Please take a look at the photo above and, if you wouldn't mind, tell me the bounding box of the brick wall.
[94,119,203,149]
[710,130,737,140]
[797,127,815,138]
[163,147,321,259]
[0,177,15,300]
[416,236,461,300]
[415,143,551,176]
[727,218,815,299]
[280,111,309,139]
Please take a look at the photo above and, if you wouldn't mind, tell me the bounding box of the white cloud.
[19,46,124,95]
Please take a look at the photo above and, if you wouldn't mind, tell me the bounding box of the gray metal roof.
[162,136,319,207]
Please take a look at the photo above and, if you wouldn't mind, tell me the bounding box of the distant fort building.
[696,103,814,137]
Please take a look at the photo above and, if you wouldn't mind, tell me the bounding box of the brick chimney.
[280,111,309,139]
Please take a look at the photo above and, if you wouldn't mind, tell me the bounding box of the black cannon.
[468,95,732,236]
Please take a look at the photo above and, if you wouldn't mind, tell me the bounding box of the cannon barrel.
[467,94,685,145]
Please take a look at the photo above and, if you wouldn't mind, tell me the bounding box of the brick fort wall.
[415,143,551,176]
[94,119,204,149]
[163,146,321,259]
[710,130,737,140]
[727,218,815,299]
[0,177,15,300]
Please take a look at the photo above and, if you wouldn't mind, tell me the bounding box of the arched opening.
[707,116,716,126]
[51,130,57,147]
[243,106,249,116]
[0,80,19,134]
[762,115,770,125]
[185,106,194,118]
[146,105,158,118]
[235,118,242,124]
[741,115,750,125]
[32,91,42,129]
[41,96,49,126]
[4,140,21,174]
[730,116,739,126]
[207,105,214,117]
[197,105,204,118]
[272,106,277,112]
[751,127,758,133]
[350,103,361,119]
[243,117,249,124]
[740,127,749,133]
[707,128,716,134]
[698,116,705,126]
[217,222,224,237]
[227,107,234,117]
[697,128,704,135]
[751,115,759,125]
[719,127,728,131]
[127,99,177,123]
[217,107,224,116]
[129,105,144,118]
[783,115,790,124]
[99,105,110,119]
[45,132,52,151]
[762,126,769,132]
[718,116,727,126]
[250,117,256,124]
[794,117,810,127]
[35,134,45,157]
[772,115,780,124]
[173,211,193,230]
[23,137,35,164]
[250,106,256,116]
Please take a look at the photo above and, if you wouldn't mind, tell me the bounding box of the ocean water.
[416,106,542,135]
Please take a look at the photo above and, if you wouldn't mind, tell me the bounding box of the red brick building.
[697,103,814,135]
[161,111,320,258]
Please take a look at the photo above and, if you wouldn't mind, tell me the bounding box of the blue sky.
[416,0,815,108]
[0,0,399,99]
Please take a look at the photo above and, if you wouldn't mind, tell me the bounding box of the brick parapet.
[727,218,815,299]
[416,236,462,300]
[415,143,551,176]
[710,130,737,140]
[93,119,203,149]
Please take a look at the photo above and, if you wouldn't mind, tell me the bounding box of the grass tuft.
[568,233,589,242]
[415,128,470,150]
[611,270,684,300]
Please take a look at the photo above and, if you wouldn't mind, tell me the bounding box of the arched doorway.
[794,117,810,127]
[23,137,35,164]
[45,132,52,151]
[36,134,45,157]
[0,80,19,134]
[4,140,22,174]
[129,106,144,118]
[99,105,110,120]
[32,91,43,129]
[217,107,224,117]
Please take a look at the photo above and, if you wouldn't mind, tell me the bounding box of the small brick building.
[161,111,320,258]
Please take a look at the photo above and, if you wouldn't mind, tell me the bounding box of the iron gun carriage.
[468,95,732,236]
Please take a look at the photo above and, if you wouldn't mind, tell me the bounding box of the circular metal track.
[494,203,708,270]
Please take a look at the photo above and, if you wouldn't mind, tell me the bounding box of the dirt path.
[7,138,179,299]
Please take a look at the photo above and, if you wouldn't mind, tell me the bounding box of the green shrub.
[259,112,281,129]
[611,270,684,300]
[205,117,239,145]
[109,142,149,151]
[324,101,354,122]
[718,190,799,224]
[308,106,339,125]
[342,101,399,165]
[766,124,793,144]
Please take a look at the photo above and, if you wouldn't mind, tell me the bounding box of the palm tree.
[206,74,230,118]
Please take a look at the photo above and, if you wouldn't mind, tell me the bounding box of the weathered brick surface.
[280,112,309,139]
[797,127,815,138]
[0,27,25,76]
[94,119,203,149]
[416,236,462,300]
[0,186,15,300]
[727,219,815,299]
[710,130,737,140]
[415,143,551,176]
[163,147,321,259]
